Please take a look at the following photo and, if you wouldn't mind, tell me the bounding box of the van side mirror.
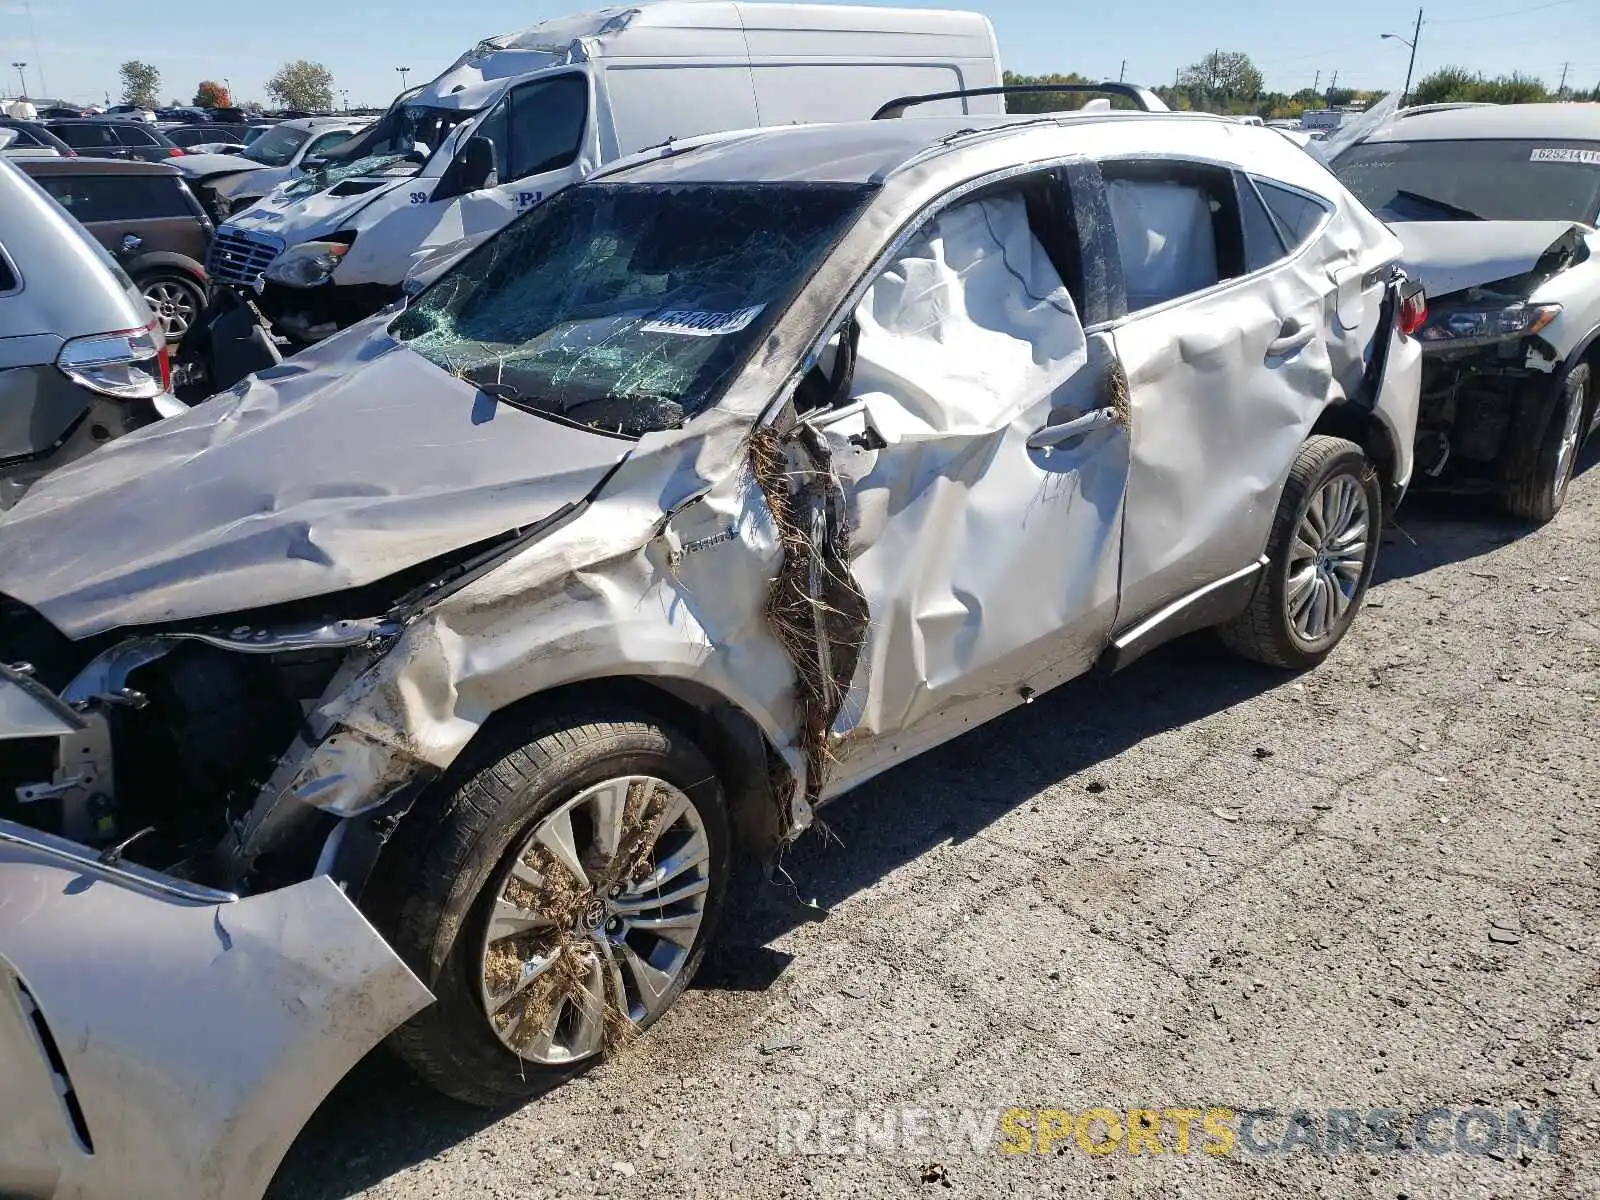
[434,136,498,202]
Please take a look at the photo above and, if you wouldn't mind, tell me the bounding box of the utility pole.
[396,65,411,92]
[1311,69,1320,97]
[1557,61,1569,95]
[1382,9,1423,105]
[1118,59,1126,82]
[1328,68,1339,104]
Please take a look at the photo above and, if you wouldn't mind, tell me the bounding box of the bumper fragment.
[0,820,433,1200]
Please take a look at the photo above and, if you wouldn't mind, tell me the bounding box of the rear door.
[1099,156,1337,627]
[802,167,1131,791]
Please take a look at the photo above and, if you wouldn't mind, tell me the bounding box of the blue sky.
[3,0,1596,108]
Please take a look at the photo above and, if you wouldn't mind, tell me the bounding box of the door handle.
[1266,320,1315,359]
[1027,406,1120,452]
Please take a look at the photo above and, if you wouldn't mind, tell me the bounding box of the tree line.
[118,60,339,112]
[1004,54,1600,120]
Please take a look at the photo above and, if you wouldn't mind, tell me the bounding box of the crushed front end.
[1406,225,1591,492]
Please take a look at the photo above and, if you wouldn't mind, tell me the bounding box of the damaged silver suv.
[0,106,1421,1198]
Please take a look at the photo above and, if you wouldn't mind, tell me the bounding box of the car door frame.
[760,153,1133,796]
[1090,150,1344,669]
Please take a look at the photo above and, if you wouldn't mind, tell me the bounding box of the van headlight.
[264,235,355,288]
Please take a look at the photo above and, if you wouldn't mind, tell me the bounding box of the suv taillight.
[1398,287,1428,338]
[57,322,168,400]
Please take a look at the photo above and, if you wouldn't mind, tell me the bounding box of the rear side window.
[1237,176,1287,272]
[0,242,16,292]
[5,125,44,147]
[1256,180,1328,248]
[52,123,116,149]
[113,125,161,147]
[36,174,191,222]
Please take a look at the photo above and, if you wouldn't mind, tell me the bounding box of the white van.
[211,1,1003,340]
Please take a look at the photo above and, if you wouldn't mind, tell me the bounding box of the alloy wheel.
[1285,473,1370,643]
[478,775,711,1065]
[143,279,198,340]
[1552,378,1587,509]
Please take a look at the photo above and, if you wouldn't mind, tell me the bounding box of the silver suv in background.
[1335,103,1600,521]
[0,138,182,507]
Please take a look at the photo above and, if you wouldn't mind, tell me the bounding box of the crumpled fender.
[0,821,432,1200]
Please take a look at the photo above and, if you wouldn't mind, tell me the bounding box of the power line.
[1429,0,1576,24]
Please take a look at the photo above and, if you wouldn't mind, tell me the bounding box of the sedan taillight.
[167,146,184,157]
[57,322,168,400]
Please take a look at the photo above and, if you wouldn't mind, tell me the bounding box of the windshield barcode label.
[641,305,766,337]
[1530,148,1600,165]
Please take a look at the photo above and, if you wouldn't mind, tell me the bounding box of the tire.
[1218,435,1382,670]
[137,270,206,344]
[1502,362,1589,523]
[375,707,730,1107]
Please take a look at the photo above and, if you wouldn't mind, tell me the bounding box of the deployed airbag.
[850,193,1087,439]
[1105,178,1219,311]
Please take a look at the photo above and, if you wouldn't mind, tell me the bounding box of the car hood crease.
[0,333,629,638]
[1393,219,1591,298]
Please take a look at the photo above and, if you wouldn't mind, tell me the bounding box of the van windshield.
[280,104,479,200]
[319,103,477,170]
[391,181,874,438]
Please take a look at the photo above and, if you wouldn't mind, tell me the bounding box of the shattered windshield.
[1336,139,1600,224]
[391,182,873,438]
[319,104,477,170]
[244,125,309,167]
[279,104,479,200]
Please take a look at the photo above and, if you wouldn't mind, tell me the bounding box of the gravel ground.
[270,452,1600,1200]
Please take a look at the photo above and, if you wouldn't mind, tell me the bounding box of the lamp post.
[11,62,26,98]
[396,66,411,92]
[1380,9,1424,106]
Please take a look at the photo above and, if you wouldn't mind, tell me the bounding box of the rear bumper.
[0,818,432,1200]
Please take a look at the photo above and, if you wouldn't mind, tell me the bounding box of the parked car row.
[0,6,1594,1195]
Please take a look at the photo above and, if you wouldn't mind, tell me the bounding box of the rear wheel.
[137,270,206,343]
[377,708,729,1107]
[1219,435,1382,669]
[1503,363,1589,523]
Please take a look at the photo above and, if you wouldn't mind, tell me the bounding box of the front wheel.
[1218,435,1382,669]
[1503,362,1589,523]
[376,708,730,1107]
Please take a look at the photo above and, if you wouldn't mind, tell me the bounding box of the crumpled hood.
[233,174,409,241]
[0,329,629,639]
[1392,219,1589,298]
[175,151,265,180]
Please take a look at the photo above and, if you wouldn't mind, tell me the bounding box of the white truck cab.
[212,1,1003,341]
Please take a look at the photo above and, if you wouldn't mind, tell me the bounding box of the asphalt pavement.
[270,450,1600,1200]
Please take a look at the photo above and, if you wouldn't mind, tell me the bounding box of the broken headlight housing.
[1418,301,1561,349]
[265,233,355,288]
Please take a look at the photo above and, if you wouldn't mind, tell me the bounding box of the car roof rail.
[872,82,1169,120]
[1396,101,1497,118]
